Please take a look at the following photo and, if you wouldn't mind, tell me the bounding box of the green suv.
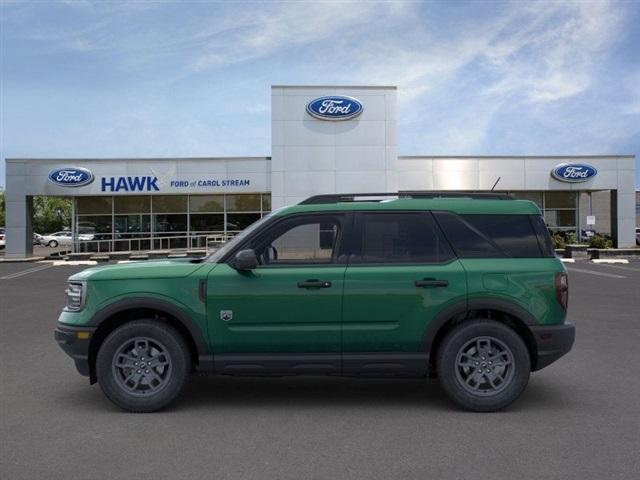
[55,192,575,412]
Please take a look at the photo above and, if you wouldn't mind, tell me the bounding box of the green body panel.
[60,261,213,350]
[206,263,345,353]
[461,258,567,326]
[68,259,205,281]
[342,261,467,351]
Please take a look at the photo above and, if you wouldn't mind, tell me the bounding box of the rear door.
[341,211,467,374]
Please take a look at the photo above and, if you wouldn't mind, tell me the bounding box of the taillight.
[555,272,569,310]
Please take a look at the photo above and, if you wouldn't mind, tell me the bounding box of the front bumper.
[54,323,96,377]
[530,322,575,371]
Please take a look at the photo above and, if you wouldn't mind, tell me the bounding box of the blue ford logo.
[48,167,95,187]
[306,95,363,121]
[551,163,598,183]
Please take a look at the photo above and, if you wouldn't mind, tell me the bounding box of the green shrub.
[588,234,613,249]
[565,232,578,245]
[551,233,566,249]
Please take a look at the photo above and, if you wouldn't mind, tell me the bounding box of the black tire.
[48,240,58,248]
[437,320,530,412]
[96,320,191,412]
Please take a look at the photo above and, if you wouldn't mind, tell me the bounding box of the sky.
[1,0,639,189]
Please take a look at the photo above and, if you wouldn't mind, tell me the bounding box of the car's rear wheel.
[437,320,530,412]
[48,240,58,248]
[96,320,191,412]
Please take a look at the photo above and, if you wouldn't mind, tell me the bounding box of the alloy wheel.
[111,337,172,397]
[454,336,515,396]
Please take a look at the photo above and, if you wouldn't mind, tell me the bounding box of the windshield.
[205,211,278,263]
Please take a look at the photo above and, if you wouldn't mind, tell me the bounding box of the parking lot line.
[0,264,53,280]
[566,267,626,279]
[594,263,640,273]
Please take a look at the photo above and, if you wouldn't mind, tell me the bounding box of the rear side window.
[355,212,454,264]
[434,212,544,258]
[530,214,555,257]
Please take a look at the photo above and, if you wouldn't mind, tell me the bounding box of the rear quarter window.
[434,212,545,258]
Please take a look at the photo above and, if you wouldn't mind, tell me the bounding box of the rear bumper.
[530,323,575,371]
[54,323,96,377]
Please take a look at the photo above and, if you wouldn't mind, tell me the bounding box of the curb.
[592,259,629,264]
[0,256,46,263]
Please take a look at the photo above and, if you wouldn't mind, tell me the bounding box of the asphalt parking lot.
[1,260,639,480]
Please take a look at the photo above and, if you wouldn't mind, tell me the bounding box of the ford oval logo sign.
[551,163,598,183]
[48,167,95,187]
[306,95,363,121]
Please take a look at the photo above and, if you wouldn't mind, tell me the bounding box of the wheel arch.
[86,297,211,383]
[423,299,539,373]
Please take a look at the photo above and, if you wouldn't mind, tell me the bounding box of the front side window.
[252,216,342,266]
[355,212,454,264]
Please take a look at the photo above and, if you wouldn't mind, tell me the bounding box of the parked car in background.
[33,233,45,245]
[42,231,93,248]
[42,231,73,247]
[0,228,5,249]
[580,229,595,242]
[636,227,640,246]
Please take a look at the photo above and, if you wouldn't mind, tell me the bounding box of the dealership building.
[4,85,637,258]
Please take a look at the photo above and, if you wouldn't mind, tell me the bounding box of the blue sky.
[1,0,639,188]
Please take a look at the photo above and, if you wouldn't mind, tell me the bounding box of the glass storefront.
[74,193,271,251]
[508,191,577,233]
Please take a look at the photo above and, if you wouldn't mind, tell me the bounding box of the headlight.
[65,282,86,311]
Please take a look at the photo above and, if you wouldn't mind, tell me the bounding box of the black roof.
[299,191,513,205]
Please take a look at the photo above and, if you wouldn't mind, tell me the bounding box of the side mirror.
[233,249,258,271]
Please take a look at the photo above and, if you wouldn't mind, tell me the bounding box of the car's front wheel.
[96,320,191,412]
[437,320,530,412]
[48,240,58,248]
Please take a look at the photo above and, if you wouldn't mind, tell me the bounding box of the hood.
[69,258,208,282]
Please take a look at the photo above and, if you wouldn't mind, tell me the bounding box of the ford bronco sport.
[55,192,575,412]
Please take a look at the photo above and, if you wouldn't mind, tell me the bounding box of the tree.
[0,192,71,233]
[31,196,72,234]
[0,190,5,227]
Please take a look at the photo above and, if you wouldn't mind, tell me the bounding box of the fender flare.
[421,298,538,353]
[87,297,211,365]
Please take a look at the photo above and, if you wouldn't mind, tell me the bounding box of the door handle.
[415,278,449,288]
[297,280,332,289]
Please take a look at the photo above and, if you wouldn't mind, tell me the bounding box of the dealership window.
[510,192,543,209]
[543,191,576,232]
[504,191,577,234]
[114,196,150,214]
[190,214,225,232]
[77,196,112,215]
[77,215,113,235]
[73,193,271,252]
[223,194,265,234]
[114,214,150,235]
[189,195,224,213]
[262,193,271,211]
[152,195,188,213]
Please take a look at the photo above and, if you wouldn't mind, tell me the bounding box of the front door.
[207,213,349,373]
[341,211,467,374]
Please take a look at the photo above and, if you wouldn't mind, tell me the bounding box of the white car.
[0,228,5,249]
[42,231,93,248]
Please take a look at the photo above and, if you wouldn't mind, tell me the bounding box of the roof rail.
[299,191,513,205]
